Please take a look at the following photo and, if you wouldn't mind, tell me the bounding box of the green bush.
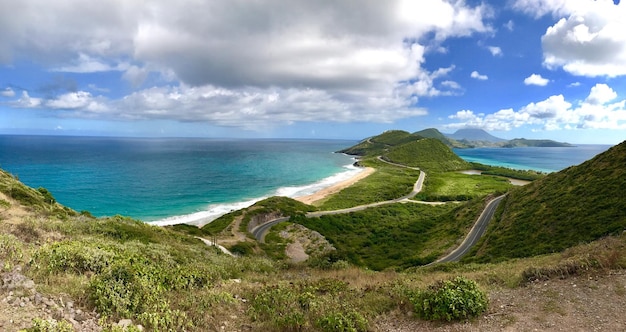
[316,308,368,332]
[24,318,74,332]
[410,276,488,321]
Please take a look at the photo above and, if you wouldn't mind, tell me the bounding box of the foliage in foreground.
[410,276,489,321]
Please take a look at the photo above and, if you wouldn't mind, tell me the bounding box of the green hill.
[383,138,470,172]
[413,128,469,148]
[338,130,422,156]
[469,140,626,262]
[339,130,470,172]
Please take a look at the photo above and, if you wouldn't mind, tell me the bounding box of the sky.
[1,0,625,144]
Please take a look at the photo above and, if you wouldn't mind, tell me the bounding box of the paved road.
[432,195,506,264]
[251,170,426,241]
[250,217,291,243]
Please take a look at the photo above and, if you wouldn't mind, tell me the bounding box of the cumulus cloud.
[0,0,494,127]
[524,74,550,86]
[1,87,15,97]
[445,83,626,131]
[513,0,626,77]
[471,71,488,80]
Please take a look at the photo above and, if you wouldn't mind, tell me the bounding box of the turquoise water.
[0,135,357,225]
[453,145,613,173]
[0,135,614,225]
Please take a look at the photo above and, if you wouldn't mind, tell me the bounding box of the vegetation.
[468,141,626,262]
[469,162,546,181]
[316,158,420,210]
[383,138,470,172]
[414,172,512,201]
[295,200,487,270]
[410,276,489,321]
[2,130,625,330]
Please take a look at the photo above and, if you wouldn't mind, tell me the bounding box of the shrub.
[24,318,74,332]
[410,276,488,321]
[316,308,368,332]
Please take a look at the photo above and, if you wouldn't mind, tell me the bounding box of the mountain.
[446,128,507,143]
[383,138,470,172]
[413,128,470,148]
[468,140,626,262]
[503,138,574,148]
[338,130,420,156]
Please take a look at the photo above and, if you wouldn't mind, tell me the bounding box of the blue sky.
[1,0,625,144]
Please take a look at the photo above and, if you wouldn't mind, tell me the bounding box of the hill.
[382,138,470,172]
[338,130,422,156]
[503,138,574,148]
[2,145,626,330]
[413,128,469,148]
[446,128,506,143]
[468,140,626,262]
[339,131,470,172]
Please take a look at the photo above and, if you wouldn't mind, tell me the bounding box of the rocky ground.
[377,270,626,332]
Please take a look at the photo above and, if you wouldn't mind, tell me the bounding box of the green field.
[315,158,421,210]
[414,172,513,201]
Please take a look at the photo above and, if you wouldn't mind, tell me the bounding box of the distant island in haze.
[414,128,574,148]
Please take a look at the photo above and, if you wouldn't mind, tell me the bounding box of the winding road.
[249,157,506,264]
[430,194,505,264]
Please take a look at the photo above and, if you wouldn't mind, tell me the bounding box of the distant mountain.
[441,128,573,148]
[446,129,507,143]
[468,140,626,262]
[503,138,575,148]
[413,128,470,148]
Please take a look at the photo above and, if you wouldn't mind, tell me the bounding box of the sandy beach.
[295,167,375,205]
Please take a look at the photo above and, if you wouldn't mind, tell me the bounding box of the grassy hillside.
[468,140,626,262]
[413,128,470,148]
[3,145,626,330]
[338,130,421,156]
[382,138,470,172]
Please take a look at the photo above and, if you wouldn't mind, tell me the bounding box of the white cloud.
[52,53,129,73]
[470,71,488,80]
[1,87,15,97]
[487,46,502,56]
[0,0,494,127]
[585,83,617,105]
[445,83,626,131]
[568,82,581,87]
[514,0,626,77]
[524,74,550,86]
[13,91,42,108]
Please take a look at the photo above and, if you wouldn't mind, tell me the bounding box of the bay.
[453,145,613,173]
[0,135,357,225]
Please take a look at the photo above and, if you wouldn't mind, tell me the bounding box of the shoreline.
[150,163,374,227]
[294,167,375,205]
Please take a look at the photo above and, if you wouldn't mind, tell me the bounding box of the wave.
[149,161,363,227]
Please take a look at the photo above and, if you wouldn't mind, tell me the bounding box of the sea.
[0,135,359,225]
[453,145,613,173]
[0,135,614,225]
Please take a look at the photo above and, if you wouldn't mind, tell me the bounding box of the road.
[249,156,505,264]
[431,195,505,264]
[250,170,425,241]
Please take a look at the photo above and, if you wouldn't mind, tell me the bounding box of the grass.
[414,172,513,201]
[315,158,421,210]
[294,200,487,270]
[467,141,626,262]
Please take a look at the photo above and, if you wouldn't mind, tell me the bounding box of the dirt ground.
[376,270,626,332]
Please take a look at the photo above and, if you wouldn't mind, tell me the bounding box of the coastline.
[294,167,375,205]
[150,163,373,227]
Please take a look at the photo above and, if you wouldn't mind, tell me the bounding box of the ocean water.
[453,145,613,173]
[0,135,358,225]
